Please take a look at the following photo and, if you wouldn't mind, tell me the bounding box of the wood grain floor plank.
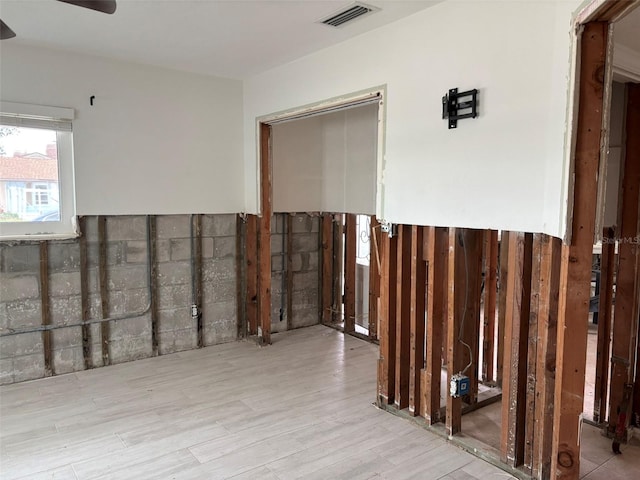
[1,325,515,480]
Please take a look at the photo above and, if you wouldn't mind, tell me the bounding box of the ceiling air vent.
[320,3,379,28]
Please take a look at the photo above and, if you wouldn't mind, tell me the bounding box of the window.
[0,102,75,239]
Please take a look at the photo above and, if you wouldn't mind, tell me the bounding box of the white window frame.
[0,101,77,240]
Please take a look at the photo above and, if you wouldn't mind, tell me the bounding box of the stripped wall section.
[270,213,321,333]
[0,214,238,385]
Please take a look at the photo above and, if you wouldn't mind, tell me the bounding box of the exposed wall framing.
[608,81,640,442]
[594,226,615,424]
[552,21,608,480]
[344,214,357,334]
[39,241,52,377]
[368,217,381,341]
[258,123,272,345]
[373,5,639,480]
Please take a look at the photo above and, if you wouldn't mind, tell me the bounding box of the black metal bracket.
[442,88,478,129]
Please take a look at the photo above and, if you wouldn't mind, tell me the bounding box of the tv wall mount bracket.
[442,88,478,129]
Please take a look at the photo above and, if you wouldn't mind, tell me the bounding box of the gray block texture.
[0,214,238,384]
[270,214,321,332]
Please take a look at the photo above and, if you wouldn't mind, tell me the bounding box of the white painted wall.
[0,43,244,215]
[603,82,626,228]
[272,104,378,214]
[244,0,583,238]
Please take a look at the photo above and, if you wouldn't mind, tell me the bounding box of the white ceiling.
[0,0,443,79]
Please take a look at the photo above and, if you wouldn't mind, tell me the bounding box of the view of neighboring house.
[0,145,59,221]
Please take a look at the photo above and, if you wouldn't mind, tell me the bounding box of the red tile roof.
[0,156,58,182]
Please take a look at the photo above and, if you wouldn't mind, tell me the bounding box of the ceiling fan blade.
[0,19,16,40]
[56,0,117,15]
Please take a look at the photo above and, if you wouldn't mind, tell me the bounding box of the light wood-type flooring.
[0,325,516,480]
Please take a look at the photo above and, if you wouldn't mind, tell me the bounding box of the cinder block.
[50,295,82,326]
[90,323,104,368]
[87,293,103,320]
[292,271,320,293]
[270,275,285,296]
[271,316,287,333]
[109,315,150,340]
[0,274,40,302]
[125,240,149,264]
[291,215,319,233]
[158,331,177,355]
[170,239,191,261]
[202,300,236,324]
[292,233,319,253]
[202,237,214,259]
[106,216,148,241]
[271,255,283,272]
[158,306,192,332]
[52,346,84,374]
[172,328,196,351]
[157,284,189,310]
[203,214,236,237]
[86,267,99,294]
[49,271,81,297]
[291,306,321,328]
[81,215,99,240]
[203,311,237,346]
[86,241,125,267]
[0,331,42,359]
[109,336,153,364]
[159,328,196,354]
[270,234,283,254]
[210,279,237,304]
[51,325,83,349]
[106,242,125,266]
[201,215,215,236]
[13,354,45,383]
[270,215,285,234]
[107,265,148,291]
[292,289,320,313]
[47,243,81,272]
[0,303,7,331]
[5,300,41,329]
[156,240,171,263]
[1,244,40,273]
[0,358,13,385]
[291,252,319,272]
[213,237,236,259]
[123,288,150,313]
[156,215,190,239]
[104,290,126,316]
[202,258,236,283]
[157,261,191,286]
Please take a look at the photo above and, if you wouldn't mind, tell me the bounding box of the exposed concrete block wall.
[201,215,238,345]
[0,214,238,385]
[270,213,321,333]
[0,243,45,383]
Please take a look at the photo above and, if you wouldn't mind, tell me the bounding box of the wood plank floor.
[0,325,515,480]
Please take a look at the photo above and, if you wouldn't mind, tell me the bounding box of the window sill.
[0,231,80,243]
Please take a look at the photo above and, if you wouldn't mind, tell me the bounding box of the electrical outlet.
[450,373,470,398]
[380,222,397,238]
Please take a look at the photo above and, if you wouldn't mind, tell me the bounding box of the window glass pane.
[0,125,60,222]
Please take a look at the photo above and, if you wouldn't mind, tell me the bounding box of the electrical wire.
[458,230,474,376]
